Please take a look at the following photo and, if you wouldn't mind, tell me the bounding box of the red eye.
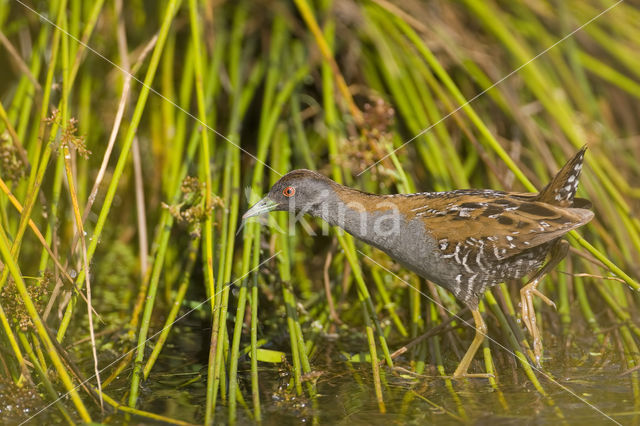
[283,186,295,197]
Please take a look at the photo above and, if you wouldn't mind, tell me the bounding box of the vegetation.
[0,0,639,423]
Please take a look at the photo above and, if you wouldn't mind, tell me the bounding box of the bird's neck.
[309,186,407,247]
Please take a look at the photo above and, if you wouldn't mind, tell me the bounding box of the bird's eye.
[282,186,295,197]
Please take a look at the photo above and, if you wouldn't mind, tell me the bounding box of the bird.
[242,147,593,378]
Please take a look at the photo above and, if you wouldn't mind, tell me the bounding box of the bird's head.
[242,169,337,220]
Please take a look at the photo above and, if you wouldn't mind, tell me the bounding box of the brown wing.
[405,192,593,260]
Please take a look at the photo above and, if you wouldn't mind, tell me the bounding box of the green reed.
[0,0,639,424]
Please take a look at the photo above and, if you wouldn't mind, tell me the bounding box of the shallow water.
[117,316,639,425]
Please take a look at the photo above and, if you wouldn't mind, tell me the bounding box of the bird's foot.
[520,281,549,363]
[531,288,556,309]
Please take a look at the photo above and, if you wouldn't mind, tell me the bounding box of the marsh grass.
[0,0,639,424]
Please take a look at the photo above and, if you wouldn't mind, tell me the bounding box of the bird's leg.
[520,240,569,363]
[452,308,492,379]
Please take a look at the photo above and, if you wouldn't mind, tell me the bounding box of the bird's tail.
[536,146,588,208]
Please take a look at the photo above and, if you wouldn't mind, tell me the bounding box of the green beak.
[242,196,279,220]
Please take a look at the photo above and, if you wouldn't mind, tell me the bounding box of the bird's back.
[386,147,593,307]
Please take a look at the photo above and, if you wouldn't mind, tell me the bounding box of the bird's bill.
[242,196,279,220]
